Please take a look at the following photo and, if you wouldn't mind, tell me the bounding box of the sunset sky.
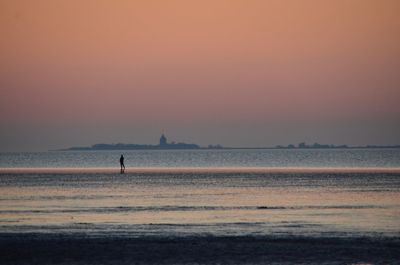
[1,0,399,151]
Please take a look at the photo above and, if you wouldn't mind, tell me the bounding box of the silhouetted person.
[120,154,125,173]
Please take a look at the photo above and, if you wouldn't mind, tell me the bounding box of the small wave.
[258,205,388,210]
[257,206,286,210]
[0,204,393,214]
[0,195,125,201]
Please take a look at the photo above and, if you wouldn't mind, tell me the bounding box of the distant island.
[60,134,400,151]
[62,134,223,151]
[272,142,400,149]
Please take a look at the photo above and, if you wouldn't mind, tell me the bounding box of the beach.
[1,150,400,264]
[1,159,400,264]
[2,233,400,264]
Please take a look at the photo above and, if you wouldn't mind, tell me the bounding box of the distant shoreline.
[57,146,400,151]
[58,134,400,151]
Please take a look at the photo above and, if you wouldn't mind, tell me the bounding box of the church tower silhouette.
[159,134,167,146]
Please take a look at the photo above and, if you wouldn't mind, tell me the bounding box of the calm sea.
[0,149,399,238]
[1,148,400,168]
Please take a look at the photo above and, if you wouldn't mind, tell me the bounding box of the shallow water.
[1,149,399,240]
[1,170,399,238]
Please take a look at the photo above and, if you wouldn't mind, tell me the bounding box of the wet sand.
[1,233,400,264]
[2,167,399,264]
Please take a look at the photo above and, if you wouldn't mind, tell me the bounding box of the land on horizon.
[59,134,400,151]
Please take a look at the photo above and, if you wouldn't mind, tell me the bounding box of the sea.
[1,148,399,239]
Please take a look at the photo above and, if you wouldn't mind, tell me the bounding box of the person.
[119,154,125,173]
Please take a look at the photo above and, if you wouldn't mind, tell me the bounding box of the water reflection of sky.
[1,170,399,237]
[1,149,400,168]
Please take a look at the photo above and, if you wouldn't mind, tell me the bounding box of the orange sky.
[1,0,400,150]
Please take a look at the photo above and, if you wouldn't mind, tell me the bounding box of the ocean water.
[1,148,400,168]
[0,149,400,239]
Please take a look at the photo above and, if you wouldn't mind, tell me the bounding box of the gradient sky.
[1,0,400,151]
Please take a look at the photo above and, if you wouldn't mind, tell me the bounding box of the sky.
[1,0,400,151]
